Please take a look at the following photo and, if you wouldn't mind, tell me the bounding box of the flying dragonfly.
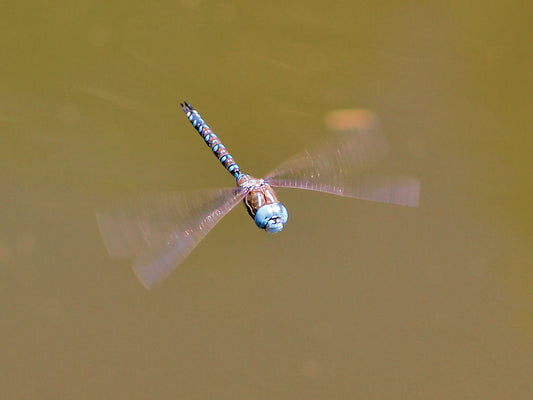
[97,102,420,288]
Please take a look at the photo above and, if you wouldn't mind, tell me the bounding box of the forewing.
[265,110,420,207]
[96,187,248,288]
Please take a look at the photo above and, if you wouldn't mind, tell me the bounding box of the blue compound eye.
[254,203,289,234]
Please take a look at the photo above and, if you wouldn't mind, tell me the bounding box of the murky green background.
[1,1,532,399]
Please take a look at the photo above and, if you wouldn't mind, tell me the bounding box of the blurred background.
[1,1,532,399]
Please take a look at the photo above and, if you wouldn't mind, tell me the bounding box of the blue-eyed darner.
[97,102,420,288]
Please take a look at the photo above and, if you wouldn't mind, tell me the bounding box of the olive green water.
[1,1,532,399]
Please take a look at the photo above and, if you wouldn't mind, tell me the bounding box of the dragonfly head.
[255,202,289,234]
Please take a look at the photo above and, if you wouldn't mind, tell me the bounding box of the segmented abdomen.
[181,102,241,178]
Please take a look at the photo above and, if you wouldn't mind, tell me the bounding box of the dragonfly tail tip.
[180,101,194,114]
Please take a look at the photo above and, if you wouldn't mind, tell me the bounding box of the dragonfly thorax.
[237,173,289,233]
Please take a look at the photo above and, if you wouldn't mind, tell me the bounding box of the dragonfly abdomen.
[181,102,241,178]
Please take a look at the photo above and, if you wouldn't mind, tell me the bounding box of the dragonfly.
[97,102,420,289]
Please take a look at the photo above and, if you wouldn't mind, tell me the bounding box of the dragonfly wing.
[267,174,420,207]
[96,187,248,288]
[264,110,420,207]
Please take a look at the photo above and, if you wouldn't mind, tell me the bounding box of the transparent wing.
[264,110,420,207]
[96,187,248,289]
